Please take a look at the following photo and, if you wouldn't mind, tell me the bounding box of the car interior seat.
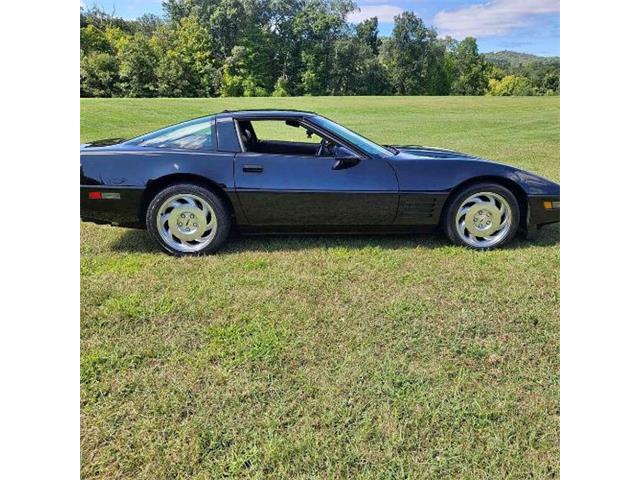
[239,123,257,151]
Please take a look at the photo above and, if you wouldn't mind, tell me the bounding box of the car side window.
[134,118,213,150]
[236,119,328,157]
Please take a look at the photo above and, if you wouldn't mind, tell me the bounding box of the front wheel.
[146,184,231,256]
[444,183,520,250]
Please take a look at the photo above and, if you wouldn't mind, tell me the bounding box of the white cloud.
[347,4,404,24]
[434,0,559,38]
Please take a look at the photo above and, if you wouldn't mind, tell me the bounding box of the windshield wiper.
[385,145,400,154]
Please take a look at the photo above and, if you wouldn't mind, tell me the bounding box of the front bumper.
[528,195,560,229]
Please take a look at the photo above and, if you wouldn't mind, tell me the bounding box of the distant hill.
[484,51,560,68]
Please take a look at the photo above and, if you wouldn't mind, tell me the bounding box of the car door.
[234,124,398,226]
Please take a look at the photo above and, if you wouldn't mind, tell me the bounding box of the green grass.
[81,96,559,479]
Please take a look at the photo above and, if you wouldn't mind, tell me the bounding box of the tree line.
[80,0,560,98]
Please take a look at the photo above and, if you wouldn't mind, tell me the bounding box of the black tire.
[443,183,520,250]
[145,183,231,256]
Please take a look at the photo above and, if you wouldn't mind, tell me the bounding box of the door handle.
[242,164,263,173]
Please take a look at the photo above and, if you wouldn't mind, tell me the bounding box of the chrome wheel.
[455,191,512,248]
[155,194,218,253]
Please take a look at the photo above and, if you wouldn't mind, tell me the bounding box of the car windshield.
[311,116,394,157]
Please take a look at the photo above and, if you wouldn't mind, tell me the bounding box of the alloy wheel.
[156,194,218,253]
[455,191,513,248]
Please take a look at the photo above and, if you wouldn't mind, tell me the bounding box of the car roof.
[214,109,317,120]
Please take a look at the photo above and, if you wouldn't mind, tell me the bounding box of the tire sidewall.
[146,184,231,256]
[444,183,520,249]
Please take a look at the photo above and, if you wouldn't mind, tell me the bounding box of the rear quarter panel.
[80,146,236,226]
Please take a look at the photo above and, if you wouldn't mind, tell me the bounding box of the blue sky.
[82,0,559,56]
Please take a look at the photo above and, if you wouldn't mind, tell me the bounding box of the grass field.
[81,96,559,479]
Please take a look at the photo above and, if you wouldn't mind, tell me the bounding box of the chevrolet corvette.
[80,110,560,255]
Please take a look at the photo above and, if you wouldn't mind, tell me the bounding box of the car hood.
[388,145,482,161]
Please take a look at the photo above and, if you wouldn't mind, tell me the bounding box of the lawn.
[81,96,559,479]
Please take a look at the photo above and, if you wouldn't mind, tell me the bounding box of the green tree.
[542,71,560,95]
[293,0,356,95]
[80,52,119,97]
[220,45,268,97]
[382,12,425,94]
[237,23,276,93]
[81,5,133,32]
[451,37,489,95]
[209,0,250,61]
[487,75,533,96]
[382,11,446,95]
[353,17,390,94]
[154,15,217,97]
[135,13,164,36]
[424,36,450,95]
[267,0,306,95]
[272,75,290,96]
[104,26,130,52]
[328,37,365,95]
[483,52,560,96]
[328,34,390,95]
[80,25,112,54]
[117,33,158,97]
[356,17,381,55]
[79,1,557,98]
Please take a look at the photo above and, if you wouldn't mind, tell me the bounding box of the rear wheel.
[444,183,520,249]
[146,184,231,255]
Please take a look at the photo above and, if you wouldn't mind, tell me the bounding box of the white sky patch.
[434,0,559,38]
[347,4,404,23]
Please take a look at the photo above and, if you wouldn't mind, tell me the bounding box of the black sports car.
[81,109,559,255]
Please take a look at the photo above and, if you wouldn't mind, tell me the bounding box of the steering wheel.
[316,138,334,157]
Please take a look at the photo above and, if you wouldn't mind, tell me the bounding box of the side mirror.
[332,146,360,170]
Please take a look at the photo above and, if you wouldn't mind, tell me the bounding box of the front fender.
[391,158,559,196]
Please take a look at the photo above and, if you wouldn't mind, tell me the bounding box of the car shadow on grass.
[108,224,559,255]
